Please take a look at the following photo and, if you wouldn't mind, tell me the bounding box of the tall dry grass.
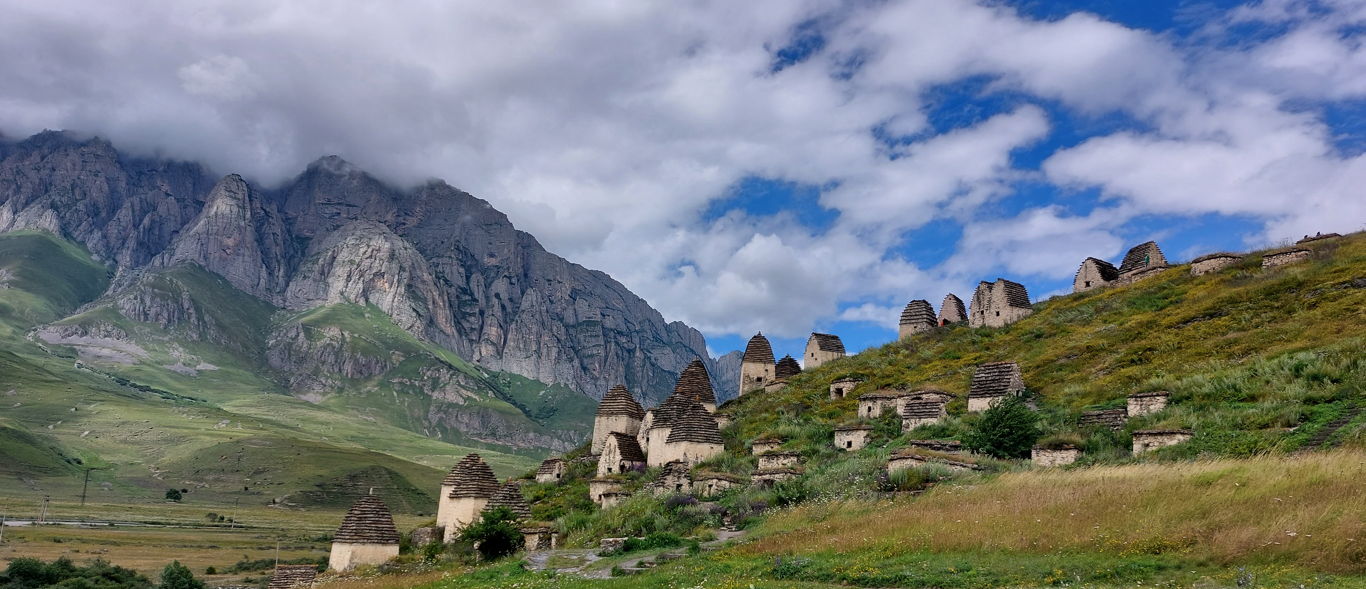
[746,450,1366,573]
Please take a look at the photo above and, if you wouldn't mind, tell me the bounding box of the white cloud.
[1,0,1363,344]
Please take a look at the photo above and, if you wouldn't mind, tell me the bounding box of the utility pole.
[1,513,7,544]
[38,496,50,524]
[229,497,239,530]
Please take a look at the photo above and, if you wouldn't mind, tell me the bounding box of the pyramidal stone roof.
[775,355,802,379]
[996,279,1032,309]
[1080,257,1120,281]
[672,360,717,406]
[655,460,693,483]
[333,495,401,545]
[900,299,936,327]
[268,565,318,589]
[1118,241,1167,274]
[938,294,966,324]
[536,458,564,474]
[809,333,846,354]
[968,362,1025,398]
[444,454,500,499]
[596,384,646,419]
[651,389,698,429]
[606,431,647,463]
[743,333,775,363]
[482,482,532,521]
[666,402,724,445]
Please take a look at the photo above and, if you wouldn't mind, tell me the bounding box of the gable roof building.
[968,279,1032,328]
[967,361,1026,412]
[937,294,966,326]
[482,482,532,521]
[1073,257,1120,293]
[1118,241,1167,275]
[805,332,846,369]
[268,565,318,589]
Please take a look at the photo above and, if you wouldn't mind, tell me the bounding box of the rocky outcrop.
[0,131,715,405]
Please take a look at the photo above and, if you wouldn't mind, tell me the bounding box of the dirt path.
[523,528,749,579]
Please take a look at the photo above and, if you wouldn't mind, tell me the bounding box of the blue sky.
[2,0,1363,366]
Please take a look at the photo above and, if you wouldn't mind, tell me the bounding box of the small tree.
[164,488,183,502]
[159,561,204,589]
[963,394,1040,459]
[459,507,524,561]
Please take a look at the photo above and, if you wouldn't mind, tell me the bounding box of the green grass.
[0,231,110,330]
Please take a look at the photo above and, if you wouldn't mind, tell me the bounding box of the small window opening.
[845,441,852,448]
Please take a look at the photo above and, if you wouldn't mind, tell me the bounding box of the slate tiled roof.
[536,458,564,475]
[907,389,956,402]
[268,565,318,589]
[901,399,947,419]
[859,389,911,400]
[1118,241,1167,274]
[665,403,724,445]
[1190,252,1241,264]
[899,299,936,328]
[742,333,775,363]
[1080,257,1120,281]
[906,439,963,453]
[833,424,873,432]
[655,460,693,483]
[1297,232,1341,244]
[808,333,846,354]
[672,360,717,406]
[445,454,500,499]
[605,432,647,463]
[1266,247,1313,257]
[333,495,400,545]
[938,294,966,324]
[596,384,646,419]
[968,362,1024,398]
[482,482,532,521]
[1078,409,1128,429]
[650,390,698,429]
[997,279,1032,309]
[1128,391,1171,399]
[775,355,802,379]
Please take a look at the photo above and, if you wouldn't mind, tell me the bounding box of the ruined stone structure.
[775,355,802,380]
[652,460,693,495]
[482,482,532,522]
[1297,232,1341,244]
[713,413,733,429]
[968,279,1032,328]
[739,333,776,396]
[751,436,783,455]
[830,377,863,400]
[1073,257,1120,292]
[896,389,955,410]
[938,294,967,326]
[757,451,802,470]
[694,473,742,497]
[599,491,630,508]
[1127,391,1170,417]
[887,450,980,473]
[1263,248,1313,269]
[1190,253,1241,276]
[901,399,948,431]
[535,458,565,484]
[329,495,401,572]
[436,454,500,541]
[1118,241,1168,279]
[660,403,725,466]
[763,379,789,394]
[805,333,846,369]
[967,362,1025,412]
[588,478,625,505]
[1078,409,1128,430]
[906,439,963,453]
[1132,429,1193,454]
[268,565,317,589]
[598,432,647,476]
[409,526,441,547]
[591,385,646,454]
[858,390,908,418]
[521,526,559,551]
[898,299,936,338]
[1032,445,1081,467]
[834,425,872,451]
[751,467,800,487]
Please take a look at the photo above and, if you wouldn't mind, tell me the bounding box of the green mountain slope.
[0,231,565,511]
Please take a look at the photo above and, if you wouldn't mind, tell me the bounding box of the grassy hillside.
[0,231,542,512]
[345,233,1366,588]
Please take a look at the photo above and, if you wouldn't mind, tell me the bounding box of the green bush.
[963,395,1040,459]
[459,507,525,561]
[620,532,685,553]
[1,557,152,589]
[158,561,204,589]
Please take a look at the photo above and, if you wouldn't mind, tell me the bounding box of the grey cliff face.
[0,131,715,406]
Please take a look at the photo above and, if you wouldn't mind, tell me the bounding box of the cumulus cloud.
[0,0,1362,344]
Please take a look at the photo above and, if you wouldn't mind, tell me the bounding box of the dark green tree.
[163,489,182,502]
[963,394,1040,459]
[157,561,203,589]
[458,507,524,561]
